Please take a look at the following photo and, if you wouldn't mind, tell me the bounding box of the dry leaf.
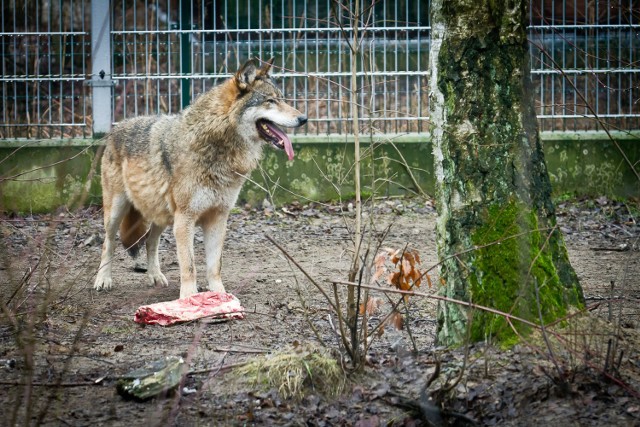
[388,311,404,330]
[359,297,383,315]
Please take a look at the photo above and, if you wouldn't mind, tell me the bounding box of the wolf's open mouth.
[256,119,294,161]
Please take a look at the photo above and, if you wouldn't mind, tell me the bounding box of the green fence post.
[180,0,192,109]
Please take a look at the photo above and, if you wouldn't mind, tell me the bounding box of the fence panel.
[529,0,640,131]
[0,0,91,139]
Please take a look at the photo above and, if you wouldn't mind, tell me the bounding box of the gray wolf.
[94,59,307,298]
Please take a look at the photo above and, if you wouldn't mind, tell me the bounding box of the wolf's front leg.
[201,209,230,293]
[173,212,198,298]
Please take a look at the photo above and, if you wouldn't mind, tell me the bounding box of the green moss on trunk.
[469,201,583,343]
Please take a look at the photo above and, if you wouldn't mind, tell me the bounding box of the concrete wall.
[1,132,638,213]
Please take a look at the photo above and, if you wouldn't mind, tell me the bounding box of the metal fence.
[1,1,91,139]
[1,0,639,140]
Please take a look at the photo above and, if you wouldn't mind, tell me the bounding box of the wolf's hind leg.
[94,193,130,291]
[146,223,168,287]
[201,209,229,293]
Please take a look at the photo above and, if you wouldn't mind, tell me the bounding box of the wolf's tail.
[120,206,148,257]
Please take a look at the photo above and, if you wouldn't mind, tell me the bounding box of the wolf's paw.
[179,282,198,299]
[94,275,113,291]
[148,270,168,287]
[206,279,226,293]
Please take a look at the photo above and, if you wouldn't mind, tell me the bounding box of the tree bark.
[429,0,584,346]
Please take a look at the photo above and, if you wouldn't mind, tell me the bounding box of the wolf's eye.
[266,98,278,105]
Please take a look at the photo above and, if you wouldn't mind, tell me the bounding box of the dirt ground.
[0,197,639,426]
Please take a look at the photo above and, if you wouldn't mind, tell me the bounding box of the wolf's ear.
[256,57,275,78]
[235,60,258,91]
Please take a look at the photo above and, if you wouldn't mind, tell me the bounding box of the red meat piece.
[134,292,245,326]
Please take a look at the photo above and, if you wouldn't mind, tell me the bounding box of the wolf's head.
[233,59,307,161]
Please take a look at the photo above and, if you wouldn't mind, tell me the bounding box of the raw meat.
[134,292,245,326]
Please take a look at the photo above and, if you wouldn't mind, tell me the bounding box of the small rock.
[83,234,98,247]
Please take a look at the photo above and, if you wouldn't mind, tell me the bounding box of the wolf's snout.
[297,115,308,126]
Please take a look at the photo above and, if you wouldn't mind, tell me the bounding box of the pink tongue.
[267,123,295,161]
[284,138,295,161]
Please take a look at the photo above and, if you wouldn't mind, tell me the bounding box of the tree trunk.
[429,0,584,346]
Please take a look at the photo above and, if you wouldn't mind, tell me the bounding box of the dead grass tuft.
[235,344,346,400]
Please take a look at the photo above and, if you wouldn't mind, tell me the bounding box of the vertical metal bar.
[292,0,297,120]
[224,0,228,71]
[538,0,543,125]
[405,0,410,132]
[58,0,63,137]
[606,0,608,122]
[594,0,599,126]
[628,0,632,127]
[617,0,622,127]
[133,0,139,116]
[47,0,52,136]
[1,0,5,134]
[587,0,593,127]
[122,0,128,118]
[167,0,173,113]
[417,0,422,133]
[180,0,192,108]
[82,0,87,137]
[571,2,578,131]
[91,0,112,137]
[561,0,566,131]
[156,0,161,113]
[382,1,387,134]
[36,0,42,137]
[145,0,149,115]
[235,0,239,65]
[326,0,332,134]
[23,1,29,136]
[338,3,343,134]
[303,0,308,126]
[71,0,76,136]
[201,0,205,95]
[248,0,252,60]
[550,0,555,131]
[257,0,262,61]
[13,1,17,135]
[314,0,319,135]
[394,0,398,133]
[213,0,218,77]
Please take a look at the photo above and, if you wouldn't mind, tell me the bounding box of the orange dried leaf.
[359,297,383,315]
[402,258,412,276]
[371,268,385,283]
[388,271,401,288]
[374,252,387,269]
[390,249,401,265]
[400,277,412,291]
[389,311,404,330]
[404,251,414,265]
